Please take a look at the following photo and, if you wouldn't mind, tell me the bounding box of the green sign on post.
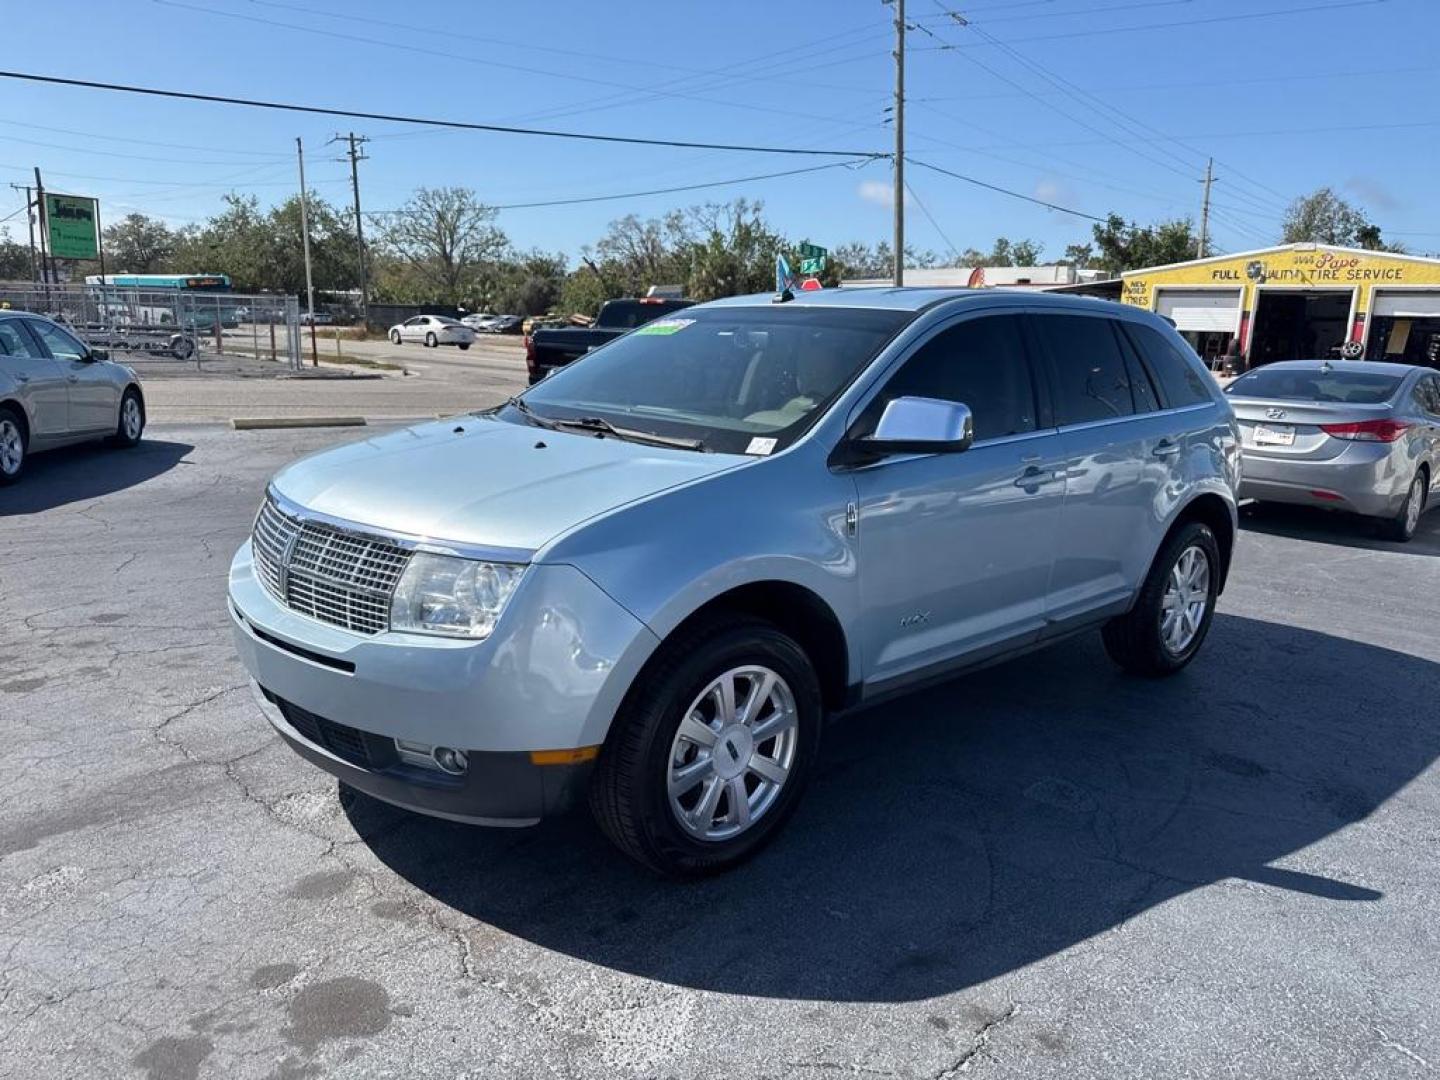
[44,193,99,260]
[799,243,827,260]
[800,256,826,275]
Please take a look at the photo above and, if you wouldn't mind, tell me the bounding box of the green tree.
[376,187,508,303]
[1283,187,1371,246]
[102,213,176,273]
[0,228,32,279]
[1089,213,1198,275]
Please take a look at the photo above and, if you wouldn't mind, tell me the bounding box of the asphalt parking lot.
[2,424,1439,1080]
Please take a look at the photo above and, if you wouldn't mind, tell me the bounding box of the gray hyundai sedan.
[1226,360,1440,540]
[0,311,146,484]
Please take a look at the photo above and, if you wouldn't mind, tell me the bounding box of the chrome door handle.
[67,374,79,383]
[1152,440,1182,457]
[14,374,29,383]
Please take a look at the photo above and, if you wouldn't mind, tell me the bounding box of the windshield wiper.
[502,396,562,430]
[551,415,707,452]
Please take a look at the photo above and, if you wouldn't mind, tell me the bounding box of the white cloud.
[857,180,910,207]
[1034,177,1076,208]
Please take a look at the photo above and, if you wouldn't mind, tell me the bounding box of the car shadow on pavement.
[1240,500,1440,556]
[0,439,193,515]
[345,614,1439,1003]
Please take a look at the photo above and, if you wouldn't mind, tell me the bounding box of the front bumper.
[228,540,660,823]
[250,681,587,825]
[1238,443,1410,518]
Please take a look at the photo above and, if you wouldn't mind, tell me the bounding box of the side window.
[0,321,44,360]
[1030,313,1136,425]
[27,319,87,362]
[1420,376,1440,415]
[868,315,1037,442]
[1124,322,1214,407]
[1114,323,1162,413]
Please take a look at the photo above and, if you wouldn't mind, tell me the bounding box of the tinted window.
[27,319,87,362]
[1418,375,1440,415]
[522,306,908,455]
[868,315,1036,441]
[0,321,43,359]
[1115,327,1161,414]
[1031,314,1135,425]
[597,300,690,330]
[1225,366,1403,405]
[1125,322,1214,407]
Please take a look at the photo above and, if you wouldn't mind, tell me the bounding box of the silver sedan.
[0,311,146,485]
[1226,359,1440,541]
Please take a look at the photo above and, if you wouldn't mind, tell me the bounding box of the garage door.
[1155,288,1242,333]
[1372,290,1440,318]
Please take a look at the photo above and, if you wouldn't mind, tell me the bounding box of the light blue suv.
[229,289,1240,875]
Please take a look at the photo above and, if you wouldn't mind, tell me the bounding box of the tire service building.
[1120,244,1440,368]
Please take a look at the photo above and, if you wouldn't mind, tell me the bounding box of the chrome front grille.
[251,495,412,635]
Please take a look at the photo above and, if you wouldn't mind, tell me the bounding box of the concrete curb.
[231,416,368,430]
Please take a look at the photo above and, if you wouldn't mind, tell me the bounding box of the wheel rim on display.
[122,397,142,441]
[1160,545,1211,655]
[0,419,21,474]
[666,665,799,842]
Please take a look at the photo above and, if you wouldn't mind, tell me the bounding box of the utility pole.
[296,137,319,367]
[33,167,54,304]
[332,132,369,327]
[9,185,39,283]
[892,0,906,287]
[1198,157,1214,260]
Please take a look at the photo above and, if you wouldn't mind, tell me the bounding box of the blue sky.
[2,0,1437,264]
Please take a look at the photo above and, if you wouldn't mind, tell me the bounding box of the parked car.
[299,311,335,326]
[525,297,693,383]
[0,311,146,485]
[229,290,1239,875]
[481,314,522,335]
[1226,359,1439,540]
[460,312,495,331]
[388,315,475,350]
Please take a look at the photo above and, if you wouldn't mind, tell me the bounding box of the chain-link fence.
[0,282,301,369]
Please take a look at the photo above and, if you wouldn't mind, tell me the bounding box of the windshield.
[597,300,689,329]
[1226,366,1403,404]
[516,305,911,454]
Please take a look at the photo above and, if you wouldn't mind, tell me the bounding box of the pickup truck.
[524,297,693,384]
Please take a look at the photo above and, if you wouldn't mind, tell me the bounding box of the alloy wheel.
[122,397,142,441]
[1159,544,1211,655]
[0,418,22,475]
[666,665,799,842]
[1405,477,1424,535]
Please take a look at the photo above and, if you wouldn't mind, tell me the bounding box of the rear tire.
[111,388,144,448]
[458,342,471,351]
[589,616,822,877]
[1381,470,1427,542]
[0,406,26,485]
[425,332,438,348]
[1102,522,1220,676]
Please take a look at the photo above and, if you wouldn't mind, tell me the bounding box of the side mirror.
[85,348,109,363]
[860,396,974,456]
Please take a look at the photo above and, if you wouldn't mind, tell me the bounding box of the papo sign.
[44,193,100,260]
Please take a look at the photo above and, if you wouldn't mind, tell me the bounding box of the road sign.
[44,193,99,260]
[799,277,823,291]
[799,243,827,259]
[800,256,826,275]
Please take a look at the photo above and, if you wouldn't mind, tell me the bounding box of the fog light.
[432,746,469,775]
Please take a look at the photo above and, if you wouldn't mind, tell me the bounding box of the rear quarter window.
[1123,322,1215,407]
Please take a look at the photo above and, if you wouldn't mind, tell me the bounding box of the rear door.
[1028,312,1176,627]
[851,312,1066,685]
[26,317,117,433]
[0,319,69,438]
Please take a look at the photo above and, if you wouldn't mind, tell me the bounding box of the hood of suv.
[270,416,745,555]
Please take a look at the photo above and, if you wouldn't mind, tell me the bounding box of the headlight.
[389,553,524,639]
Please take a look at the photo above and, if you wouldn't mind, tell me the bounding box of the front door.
[851,313,1066,689]
[27,318,117,432]
[0,319,68,438]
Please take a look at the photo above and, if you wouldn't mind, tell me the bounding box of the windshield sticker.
[634,318,694,336]
[745,437,778,456]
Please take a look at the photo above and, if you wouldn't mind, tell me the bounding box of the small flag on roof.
[776,254,798,294]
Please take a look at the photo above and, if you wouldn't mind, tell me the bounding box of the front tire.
[1103,522,1220,676]
[1380,471,1426,542]
[390,330,401,345]
[111,388,144,448]
[0,407,26,485]
[589,616,822,877]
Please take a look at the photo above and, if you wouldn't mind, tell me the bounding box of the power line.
[902,178,960,263]
[0,70,885,159]
[155,0,883,136]
[0,131,288,167]
[907,157,1109,222]
[915,0,1201,26]
[910,0,1390,49]
[0,116,286,158]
